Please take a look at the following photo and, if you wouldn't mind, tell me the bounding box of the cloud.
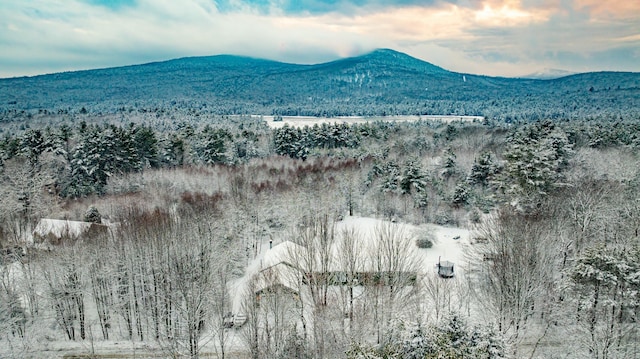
[573,0,640,20]
[0,0,638,78]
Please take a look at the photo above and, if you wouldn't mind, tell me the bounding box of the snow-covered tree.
[19,129,49,167]
[131,124,159,168]
[194,126,232,165]
[83,206,102,224]
[452,182,470,207]
[347,314,508,359]
[468,208,560,350]
[570,245,640,359]
[399,159,426,196]
[497,121,573,209]
[440,147,458,179]
[159,133,185,167]
[63,125,141,196]
[468,152,500,187]
[273,124,308,160]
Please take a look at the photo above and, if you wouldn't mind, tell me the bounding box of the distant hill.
[1,49,639,121]
[520,68,577,80]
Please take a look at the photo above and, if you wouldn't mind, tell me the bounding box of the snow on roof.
[254,262,302,295]
[261,240,308,269]
[253,241,308,294]
[34,219,92,238]
[439,260,455,268]
[32,218,109,244]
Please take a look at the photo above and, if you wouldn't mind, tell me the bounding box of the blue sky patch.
[85,0,136,10]
[214,0,441,14]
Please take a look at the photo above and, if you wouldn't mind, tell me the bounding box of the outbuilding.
[437,259,455,278]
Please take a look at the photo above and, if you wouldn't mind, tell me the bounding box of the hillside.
[1,49,639,120]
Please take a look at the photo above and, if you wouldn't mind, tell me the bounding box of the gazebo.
[437,258,455,278]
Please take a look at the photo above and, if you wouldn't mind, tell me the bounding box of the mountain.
[1,49,639,120]
[319,49,449,75]
[521,68,577,80]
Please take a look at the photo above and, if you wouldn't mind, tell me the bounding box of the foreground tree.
[290,213,336,358]
[0,157,57,242]
[570,245,640,359]
[42,248,87,341]
[347,313,508,359]
[368,222,420,345]
[468,208,561,353]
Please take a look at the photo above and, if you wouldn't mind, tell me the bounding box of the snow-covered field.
[260,115,483,128]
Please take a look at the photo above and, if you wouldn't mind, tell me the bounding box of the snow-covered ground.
[228,216,471,314]
[336,216,470,273]
[260,115,483,129]
[2,216,471,358]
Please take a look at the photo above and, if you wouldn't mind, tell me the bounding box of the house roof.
[261,240,308,269]
[33,219,94,239]
[261,229,420,276]
[254,262,302,295]
[439,260,454,268]
[32,218,110,244]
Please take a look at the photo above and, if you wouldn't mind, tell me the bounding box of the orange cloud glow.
[574,0,640,19]
[277,0,553,44]
[474,1,551,27]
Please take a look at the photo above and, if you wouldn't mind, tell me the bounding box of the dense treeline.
[2,114,637,204]
[1,114,639,358]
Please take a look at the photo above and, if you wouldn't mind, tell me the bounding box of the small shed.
[437,260,455,278]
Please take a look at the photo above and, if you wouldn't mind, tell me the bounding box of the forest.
[2,49,640,122]
[0,107,639,358]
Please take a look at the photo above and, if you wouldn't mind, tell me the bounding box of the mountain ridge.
[0,49,446,80]
[0,48,638,81]
[1,49,639,120]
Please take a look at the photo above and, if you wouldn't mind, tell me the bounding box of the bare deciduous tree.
[468,208,560,355]
[369,222,420,344]
[0,158,59,244]
[337,227,364,334]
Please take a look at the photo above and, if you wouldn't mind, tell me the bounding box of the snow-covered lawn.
[337,216,470,273]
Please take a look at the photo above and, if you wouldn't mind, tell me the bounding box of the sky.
[0,0,638,78]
